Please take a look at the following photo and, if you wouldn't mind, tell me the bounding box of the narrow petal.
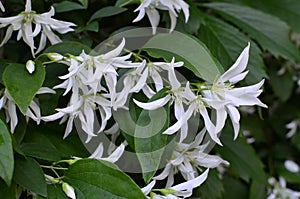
[0,25,13,47]
[146,8,160,34]
[133,95,171,110]
[89,142,104,159]
[102,143,125,163]
[199,107,222,146]
[141,180,156,196]
[101,38,125,59]
[227,105,240,139]
[218,43,250,83]
[163,105,194,135]
[171,169,209,193]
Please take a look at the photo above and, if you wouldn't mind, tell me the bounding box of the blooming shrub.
[0,0,300,198]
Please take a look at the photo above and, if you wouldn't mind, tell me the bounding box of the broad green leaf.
[64,159,147,199]
[143,32,223,83]
[249,181,267,199]
[85,21,99,32]
[0,119,14,186]
[246,0,300,33]
[20,123,89,161]
[193,169,224,199]
[205,3,300,62]
[44,41,92,56]
[222,175,249,199]
[135,89,170,183]
[216,133,267,183]
[48,184,68,199]
[0,60,10,85]
[0,179,16,199]
[89,6,127,22]
[269,67,294,102]
[3,62,45,115]
[13,156,47,197]
[199,13,266,84]
[77,0,88,8]
[53,1,85,13]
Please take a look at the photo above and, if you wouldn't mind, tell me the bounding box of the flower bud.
[47,53,64,61]
[62,182,76,199]
[26,60,35,74]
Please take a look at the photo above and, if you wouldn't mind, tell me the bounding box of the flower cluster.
[133,0,190,34]
[135,43,267,146]
[0,0,75,56]
[0,1,269,198]
[42,39,144,142]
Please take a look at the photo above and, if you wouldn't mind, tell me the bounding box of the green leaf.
[0,179,16,199]
[193,169,224,199]
[269,67,294,102]
[77,0,88,8]
[222,175,249,199]
[20,123,89,161]
[44,41,92,56]
[134,89,171,183]
[143,32,223,83]
[216,133,267,183]
[13,156,47,197]
[199,13,266,84]
[48,184,68,199]
[249,181,267,199]
[3,62,45,115]
[0,60,10,85]
[53,1,85,13]
[205,2,300,62]
[64,159,147,199]
[247,0,300,33]
[89,6,127,22]
[0,119,14,186]
[85,21,99,32]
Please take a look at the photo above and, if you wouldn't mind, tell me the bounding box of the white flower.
[154,128,228,187]
[267,177,300,199]
[284,160,299,173]
[0,1,5,12]
[133,0,189,34]
[0,87,55,133]
[134,58,193,142]
[142,169,209,198]
[203,43,267,140]
[89,142,126,163]
[42,39,145,141]
[0,0,75,56]
[62,182,76,199]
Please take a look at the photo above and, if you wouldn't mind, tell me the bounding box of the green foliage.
[53,1,85,13]
[0,119,14,186]
[205,2,300,62]
[1,0,300,198]
[216,133,267,183]
[143,32,223,83]
[13,156,47,197]
[3,62,45,115]
[134,89,171,183]
[64,159,147,199]
[199,13,266,84]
